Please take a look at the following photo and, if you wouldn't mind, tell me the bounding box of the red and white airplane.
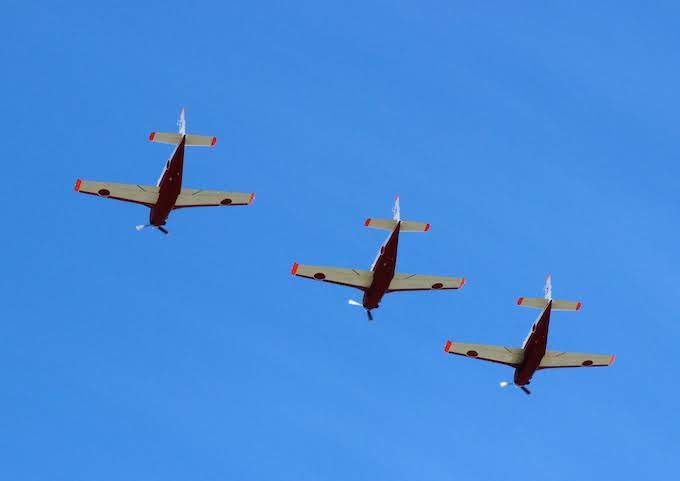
[292,197,465,320]
[444,275,615,395]
[74,108,255,234]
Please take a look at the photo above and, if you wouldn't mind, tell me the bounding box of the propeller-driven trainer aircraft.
[444,275,615,395]
[291,197,465,320]
[74,108,255,234]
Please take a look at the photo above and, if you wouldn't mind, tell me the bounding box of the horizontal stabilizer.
[364,218,430,232]
[149,132,217,147]
[444,340,524,367]
[517,297,582,311]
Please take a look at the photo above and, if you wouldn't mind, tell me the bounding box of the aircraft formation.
[74,109,615,396]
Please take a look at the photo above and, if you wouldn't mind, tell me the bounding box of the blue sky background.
[1,1,678,480]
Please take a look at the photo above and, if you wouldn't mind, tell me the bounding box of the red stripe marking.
[424,223,430,232]
[575,302,582,311]
[459,277,466,289]
[74,179,82,192]
[149,132,156,141]
[444,340,452,352]
[249,193,256,205]
[609,354,616,366]
[291,262,299,275]
[211,137,217,146]
[517,297,524,305]
[364,218,371,227]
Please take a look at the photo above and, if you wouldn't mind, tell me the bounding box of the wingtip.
[249,193,256,205]
[459,277,466,289]
[211,136,217,146]
[291,262,299,275]
[74,178,82,192]
[149,132,156,141]
[575,302,582,311]
[364,218,371,227]
[609,354,616,366]
[444,340,452,353]
[424,223,430,232]
[517,297,524,305]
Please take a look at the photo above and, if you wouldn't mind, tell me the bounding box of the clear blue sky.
[1,1,678,480]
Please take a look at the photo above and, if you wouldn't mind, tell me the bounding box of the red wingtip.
[211,137,217,146]
[444,340,452,352]
[517,297,524,305]
[424,223,430,232]
[74,178,82,192]
[459,278,466,289]
[249,193,256,205]
[575,302,582,311]
[609,354,616,366]
[364,218,371,227]
[149,132,156,141]
[291,262,299,275]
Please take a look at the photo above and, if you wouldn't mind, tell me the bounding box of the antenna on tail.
[178,107,186,135]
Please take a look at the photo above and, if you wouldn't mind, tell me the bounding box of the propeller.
[348,300,374,321]
[499,381,531,395]
[136,224,169,235]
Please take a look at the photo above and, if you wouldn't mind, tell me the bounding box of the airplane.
[444,275,615,395]
[291,196,465,320]
[74,108,255,234]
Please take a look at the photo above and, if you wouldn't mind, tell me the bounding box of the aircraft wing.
[174,188,255,208]
[538,351,615,369]
[75,179,158,207]
[387,273,465,292]
[291,263,373,290]
[444,341,524,367]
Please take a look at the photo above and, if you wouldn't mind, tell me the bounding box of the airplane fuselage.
[513,300,552,386]
[150,136,186,227]
[362,223,400,310]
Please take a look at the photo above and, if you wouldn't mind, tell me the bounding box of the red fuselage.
[513,301,552,386]
[362,223,400,310]
[150,136,186,227]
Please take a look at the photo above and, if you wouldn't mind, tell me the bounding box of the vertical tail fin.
[392,195,401,221]
[178,107,186,135]
[544,273,552,300]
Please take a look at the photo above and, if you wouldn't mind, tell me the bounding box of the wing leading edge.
[291,263,373,290]
[388,273,465,292]
[75,179,159,207]
[174,188,255,208]
[444,341,524,367]
[538,351,615,369]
